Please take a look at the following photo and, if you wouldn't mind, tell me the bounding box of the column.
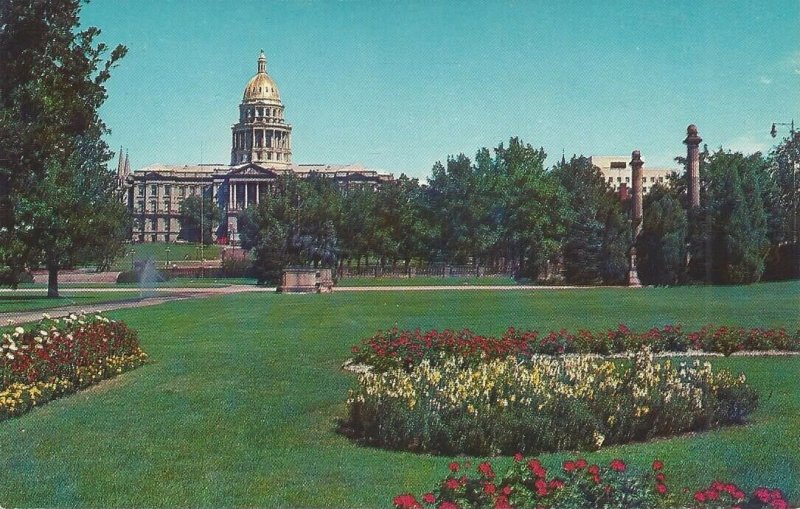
[683,124,702,209]
[256,183,261,204]
[628,150,644,287]
[244,182,248,208]
[228,183,233,211]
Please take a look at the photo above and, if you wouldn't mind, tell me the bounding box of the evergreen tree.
[178,193,222,244]
[636,184,687,285]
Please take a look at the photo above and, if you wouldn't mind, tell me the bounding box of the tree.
[636,184,687,286]
[0,0,128,296]
[552,155,630,284]
[687,150,770,284]
[178,192,222,244]
[490,138,568,278]
[764,132,800,279]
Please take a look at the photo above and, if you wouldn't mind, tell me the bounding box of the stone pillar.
[684,124,702,209]
[244,183,248,208]
[628,150,644,287]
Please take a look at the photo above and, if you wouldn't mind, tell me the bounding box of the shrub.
[116,270,139,283]
[345,349,757,456]
[393,457,790,509]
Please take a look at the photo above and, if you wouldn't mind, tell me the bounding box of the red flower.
[448,462,460,473]
[591,474,601,485]
[494,496,513,509]
[575,459,587,469]
[755,488,772,503]
[587,464,600,476]
[478,461,496,479]
[501,485,512,496]
[423,493,436,504]
[439,502,459,509]
[610,459,626,472]
[548,479,565,490]
[483,483,496,495]
[562,460,576,473]
[655,472,666,483]
[693,491,707,503]
[445,479,460,490]
[513,453,524,462]
[393,494,422,509]
[652,460,664,471]
[705,489,719,501]
[772,500,788,509]
[527,459,546,478]
[656,483,667,495]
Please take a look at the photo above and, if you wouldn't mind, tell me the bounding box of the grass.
[109,242,222,271]
[0,291,159,314]
[0,281,798,507]
[337,275,519,286]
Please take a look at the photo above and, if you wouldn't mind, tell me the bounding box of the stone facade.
[121,51,393,243]
[589,155,675,195]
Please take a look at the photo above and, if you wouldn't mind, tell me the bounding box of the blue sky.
[84,0,800,178]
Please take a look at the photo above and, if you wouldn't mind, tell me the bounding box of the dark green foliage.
[0,0,129,296]
[688,150,771,284]
[636,185,687,285]
[178,193,222,244]
[553,156,630,284]
[238,174,341,283]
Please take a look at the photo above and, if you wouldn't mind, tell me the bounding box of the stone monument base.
[278,268,334,293]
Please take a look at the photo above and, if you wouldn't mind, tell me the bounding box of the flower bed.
[349,325,800,372]
[345,349,757,456]
[1,313,148,420]
[393,457,790,509]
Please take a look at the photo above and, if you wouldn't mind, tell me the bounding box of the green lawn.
[0,291,159,314]
[337,275,519,286]
[110,242,222,271]
[0,281,798,507]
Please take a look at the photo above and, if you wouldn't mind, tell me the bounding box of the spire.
[561,149,566,165]
[258,49,266,73]
[116,146,124,176]
[124,150,130,176]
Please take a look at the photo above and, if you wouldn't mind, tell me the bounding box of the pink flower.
[422,493,436,504]
[444,479,460,490]
[448,462,460,473]
[513,453,523,462]
[483,483,496,495]
[656,483,667,495]
[652,459,664,471]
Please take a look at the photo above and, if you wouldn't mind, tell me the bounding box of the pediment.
[227,163,280,178]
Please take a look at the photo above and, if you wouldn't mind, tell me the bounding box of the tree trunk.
[47,264,59,298]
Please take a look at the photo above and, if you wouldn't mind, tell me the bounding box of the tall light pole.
[771,120,798,278]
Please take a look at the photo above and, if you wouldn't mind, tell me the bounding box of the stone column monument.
[684,124,702,208]
[628,150,644,287]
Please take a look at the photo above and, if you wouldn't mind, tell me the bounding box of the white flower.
[42,313,51,320]
[5,353,13,360]
[14,327,24,335]
[39,330,48,336]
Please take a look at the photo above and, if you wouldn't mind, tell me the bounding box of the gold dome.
[242,50,281,102]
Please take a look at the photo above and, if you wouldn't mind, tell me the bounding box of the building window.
[651,177,656,182]
[164,185,171,196]
[163,199,170,212]
[179,187,185,198]
[610,161,626,169]
[625,177,630,183]
[137,200,144,212]
[151,185,157,196]
[617,177,621,182]
[137,186,144,196]
[149,200,156,212]
[608,177,613,183]
[643,187,648,193]
[658,177,664,182]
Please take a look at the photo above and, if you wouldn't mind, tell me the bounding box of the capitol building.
[120,50,393,243]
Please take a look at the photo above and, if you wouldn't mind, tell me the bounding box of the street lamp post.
[771,120,798,275]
